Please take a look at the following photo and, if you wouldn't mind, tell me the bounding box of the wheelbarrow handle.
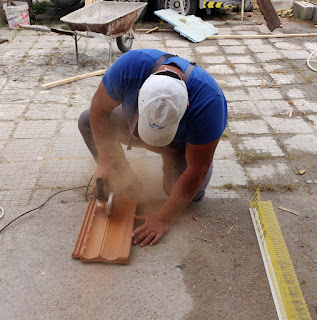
[19,24,51,33]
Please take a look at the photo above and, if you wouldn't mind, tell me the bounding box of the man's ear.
[187,101,190,108]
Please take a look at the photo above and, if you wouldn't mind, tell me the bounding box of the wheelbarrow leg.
[108,35,113,65]
[75,34,79,64]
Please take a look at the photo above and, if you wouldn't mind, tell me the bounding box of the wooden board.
[72,196,137,264]
[257,0,281,32]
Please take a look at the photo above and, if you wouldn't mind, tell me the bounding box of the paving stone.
[255,100,291,116]
[165,40,191,47]
[243,39,264,46]
[1,89,33,103]
[215,76,242,88]
[201,55,226,64]
[13,120,58,139]
[248,44,276,53]
[229,120,270,135]
[292,99,317,112]
[247,87,283,100]
[30,189,60,206]
[238,136,284,156]
[217,39,242,46]
[261,62,287,72]
[256,52,284,62]
[2,139,50,162]
[283,134,317,153]
[4,79,37,90]
[222,89,250,101]
[227,55,255,64]
[0,77,6,88]
[307,115,317,129]
[304,42,317,51]
[266,116,313,133]
[4,41,34,50]
[234,64,263,74]
[50,121,91,158]
[222,46,247,54]
[25,104,66,120]
[214,140,236,160]
[274,42,302,50]
[65,106,87,120]
[0,104,26,120]
[195,46,219,54]
[239,76,267,86]
[246,162,291,183]
[32,90,70,105]
[0,189,33,207]
[168,48,193,61]
[282,50,310,60]
[228,101,260,116]
[0,121,15,140]
[209,159,247,187]
[205,65,235,75]
[269,73,305,84]
[0,162,41,190]
[286,89,305,99]
[38,159,94,188]
[205,188,241,199]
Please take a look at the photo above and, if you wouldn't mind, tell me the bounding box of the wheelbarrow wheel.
[116,33,134,53]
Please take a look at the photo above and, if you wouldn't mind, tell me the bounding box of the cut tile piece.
[72,197,137,264]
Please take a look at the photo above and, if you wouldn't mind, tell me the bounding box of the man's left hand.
[132,214,170,247]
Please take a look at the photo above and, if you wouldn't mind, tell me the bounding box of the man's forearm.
[90,101,128,169]
[157,168,207,223]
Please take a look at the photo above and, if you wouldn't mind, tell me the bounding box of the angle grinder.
[93,178,114,216]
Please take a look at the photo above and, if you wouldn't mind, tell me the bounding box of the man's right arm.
[90,81,143,197]
[90,81,121,165]
[90,81,128,192]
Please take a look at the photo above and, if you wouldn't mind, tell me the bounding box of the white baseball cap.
[138,70,188,147]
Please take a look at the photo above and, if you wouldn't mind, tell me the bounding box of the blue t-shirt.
[102,49,227,150]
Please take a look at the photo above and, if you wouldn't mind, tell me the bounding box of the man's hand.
[132,214,170,247]
[92,163,144,200]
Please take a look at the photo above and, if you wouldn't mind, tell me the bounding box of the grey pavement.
[1,9,317,320]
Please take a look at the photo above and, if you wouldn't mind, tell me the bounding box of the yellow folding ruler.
[249,188,312,320]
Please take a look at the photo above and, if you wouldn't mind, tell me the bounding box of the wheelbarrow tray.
[60,1,147,36]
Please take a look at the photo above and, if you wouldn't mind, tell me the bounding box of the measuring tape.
[249,188,312,320]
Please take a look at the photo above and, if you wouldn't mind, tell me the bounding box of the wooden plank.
[42,69,105,89]
[257,0,281,31]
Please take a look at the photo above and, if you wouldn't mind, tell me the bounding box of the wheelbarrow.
[60,1,147,63]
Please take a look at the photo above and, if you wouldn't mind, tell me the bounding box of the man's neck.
[156,64,184,79]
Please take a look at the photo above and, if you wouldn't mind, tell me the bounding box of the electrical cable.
[85,175,94,202]
[307,48,317,73]
[0,185,87,234]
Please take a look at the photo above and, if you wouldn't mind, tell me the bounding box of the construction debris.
[227,225,234,235]
[145,26,159,34]
[278,207,299,216]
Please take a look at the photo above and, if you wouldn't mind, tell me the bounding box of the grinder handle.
[94,178,108,200]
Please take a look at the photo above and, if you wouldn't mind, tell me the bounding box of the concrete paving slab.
[229,119,271,134]
[283,134,317,153]
[0,121,15,140]
[0,104,26,120]
[238,136,285,156]
[265,116,314,133]
[2,139,50,162]
[13,120,58,139]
